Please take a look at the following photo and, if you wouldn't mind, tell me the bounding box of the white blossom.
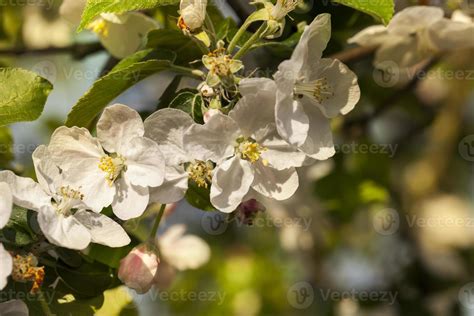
[0,182,13,290]
[179,0,208,32]
[144,108,208,204]
[273,14,360,159]
[60,0,159,58]
[48,104,166,220]
[184,87,306,213]
[0,146,131,250]
[159,224,210,270]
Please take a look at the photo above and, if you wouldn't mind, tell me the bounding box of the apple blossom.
[158,224,211,271]
[184,87,306,213]
[144,109,211,204]
[203,43,243,87]
[118,243,160,294]
[0,146,131,250]
[60,0,159,58]
[47,104,165,220]
[273,14,360,159]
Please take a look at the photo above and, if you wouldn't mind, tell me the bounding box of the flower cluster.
[348,6,474,69]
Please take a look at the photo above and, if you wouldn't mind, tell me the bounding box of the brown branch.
[328,45,377,64]
[0,42,103,60]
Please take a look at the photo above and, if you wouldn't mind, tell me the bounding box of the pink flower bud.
[118,243,160,294]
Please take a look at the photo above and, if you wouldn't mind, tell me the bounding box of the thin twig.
[328,45,377,64]
[0,42,103,60]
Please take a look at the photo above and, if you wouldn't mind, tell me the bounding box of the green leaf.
[56,261,114,298]
[146,29,202,64]
[0,126,14,166]
[87,243,135,269]
[169,90,204,123]
[78,0,179,31]
[65,59,173,128]
[0,68,52,126]
[185,181,216,212]
[332,0,394,25]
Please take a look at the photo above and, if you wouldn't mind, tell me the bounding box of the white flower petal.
[251,165,299,200]
[97,104,145,154]
[160,224,210,270]
[347,25,389,46]
[291,13,331,73]
[210,156,254,213]
[374,36,426,69]
[144,108,195,166]
[37,206,91,250]
[74,210,131,248]
[239,78,277,97]
[112,176,149,220]
[0,171,50,211]
[299,101,335,160]
[229,92,275,137]
[0,300,29,316]
[275,94,309,146]
[259,126,306,169]
[180,0,208,30]
[0,183,12,229]
[122,137,165,188]
[312,58,360,118]
[0,243,12,290]
[99,12,159,59]
[387,6,444,35]
[32,145,60,196]
[184,113,239,163]
[149,166,188,204]
[427,18,474,51]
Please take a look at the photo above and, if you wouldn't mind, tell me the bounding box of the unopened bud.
[118,243,160,294]
[236,199,266,225]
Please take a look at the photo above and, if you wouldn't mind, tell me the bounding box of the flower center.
[187,160,213,189]
[53,186,84,216]
[271,0,299,20]
[98,154,126,186]
[87,18,109,37]
[293,78,334,104]
[11,253,45,294]
[235,137,268,164]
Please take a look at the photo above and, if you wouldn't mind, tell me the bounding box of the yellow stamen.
[12,253,45,294]
[293,77,334,104]
[187,160,213,188]
[236,137,267,163]
[88,18,109,37]
[98,155,126,186]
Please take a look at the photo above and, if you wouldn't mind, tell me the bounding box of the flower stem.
[227,20,251,54]
[233,23,267,60]
[170,65,205,79]
[205,13,216,41]
[150,204,166,238]
[38,290,53,316]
